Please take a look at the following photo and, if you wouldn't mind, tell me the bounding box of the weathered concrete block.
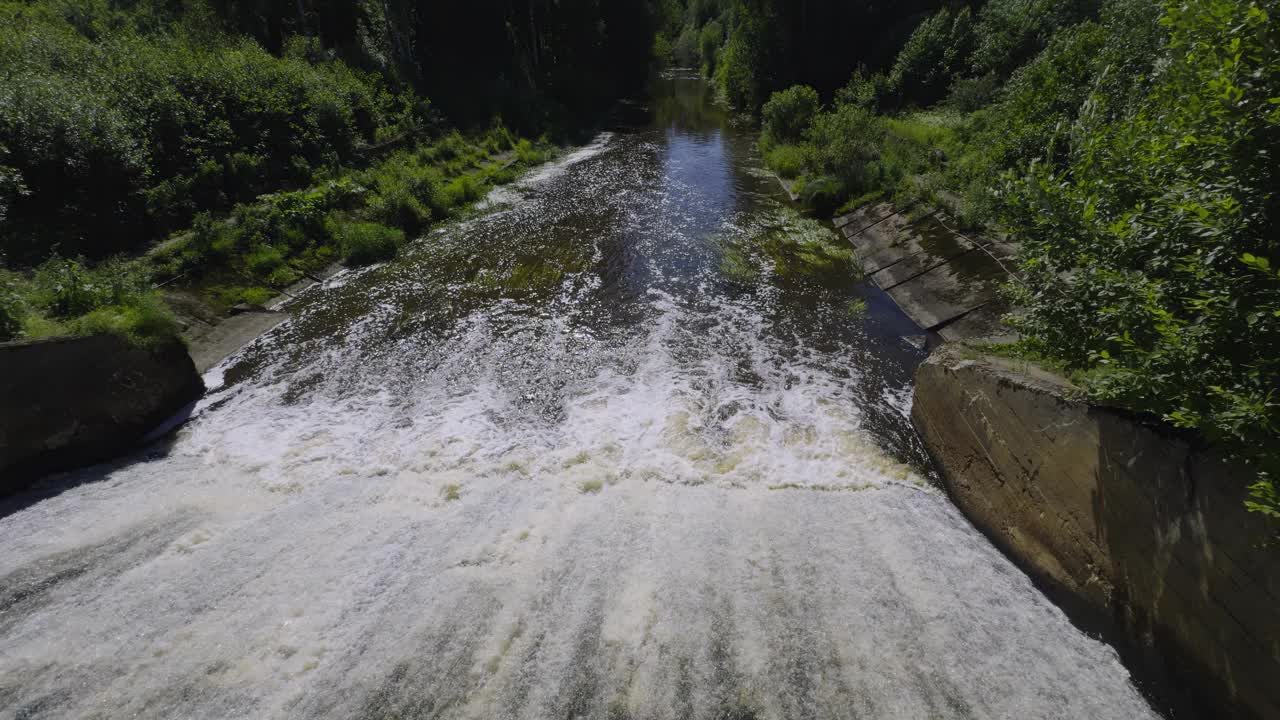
[912,346,1280,719]
[0,334,204,491]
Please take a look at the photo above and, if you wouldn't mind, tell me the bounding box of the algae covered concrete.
[0,334,204,491]
[912,345,1280,719]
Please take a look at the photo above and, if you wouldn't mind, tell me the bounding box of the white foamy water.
[0,81,1161,720]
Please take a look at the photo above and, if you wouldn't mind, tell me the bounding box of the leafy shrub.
[797,176,845,216]
[699,20,724,74]
[361,152,447,232]
[70,293,179,345]
[670,25,699,67]
[332,221,405,266]
[244,245,287,276]
[804,103,884,193]
[1004,0,1280,519]
[985,22,1110,169]
[888,7,976,107]
[764,144,806,178]
[18,255,178,343]
[0,5,416,262]
[834,68,892,112]
[240,287,275,306]
[0,271,23,341]
[761,85,820,146]
[969,0,1101,79]
[945,74,1001,112]
[444,175,486,207]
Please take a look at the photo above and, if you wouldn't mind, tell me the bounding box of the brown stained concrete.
[912,346,1280,719]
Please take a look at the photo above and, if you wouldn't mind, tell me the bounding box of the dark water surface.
[0,73,1158,720]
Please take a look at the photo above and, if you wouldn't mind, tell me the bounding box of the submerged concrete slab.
[866,214,979,290]
[886,243,1011,330]
[833,201,897,233]
[186,311,288,373]
[845,211,923,271]
[936,304,1014,343]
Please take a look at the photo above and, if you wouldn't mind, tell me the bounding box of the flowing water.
[0,73,1160,720]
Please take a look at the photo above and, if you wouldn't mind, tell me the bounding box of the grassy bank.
[0,127,555,345]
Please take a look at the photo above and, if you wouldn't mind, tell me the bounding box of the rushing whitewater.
[0,73,1160,720]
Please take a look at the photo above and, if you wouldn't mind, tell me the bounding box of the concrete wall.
[912,346,1279,719]
[0,334,204,492]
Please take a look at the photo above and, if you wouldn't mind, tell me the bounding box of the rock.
[912,345,1280,720]
[0,334,204,493]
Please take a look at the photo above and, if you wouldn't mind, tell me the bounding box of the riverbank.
[1,128,556,349]
[911,345,1280,719]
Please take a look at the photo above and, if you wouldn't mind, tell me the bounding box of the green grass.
[4,127,559,344]
[331,220,405,266]
[579,479,604,494]
[0,258,181,345]
[764,144,806,179]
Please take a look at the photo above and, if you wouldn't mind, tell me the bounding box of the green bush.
[761,85,820,146]
[240,287,275,306]
[70,294,180,345]
[699,20,724,74]
[0,271,23,341]
[969,0,1100,79]
[244,245,287,276]
[804,103,884,194]
[888,7,976,107]
[16,255,178,343]
[1004,0,1280,520]
[332,221,405,266]
[0,3,417,262]
[764,144,805,178]
[361,152,448,232]
[444,175,486,207]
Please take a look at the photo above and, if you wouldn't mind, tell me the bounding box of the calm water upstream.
[0,73,1160,720]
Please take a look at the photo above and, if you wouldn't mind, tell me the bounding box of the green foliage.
[239,287,275,306]
[1003,0,1280,519]
[986,23,1111,169]
[331,220,404,266]
[70,293,180,345]
[763,144,805,178]
[444,175,486,207]
[803,103,884,194]
[361,152,448,233]
[0,3,419,262]
[889,7,976,108]
[0,269,23,340]
[698,20,723,74]
[969,0,1101,79]
[760,85,820,146]
[12,255,179,343]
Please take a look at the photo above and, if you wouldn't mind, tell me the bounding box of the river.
[0,72,1160,720]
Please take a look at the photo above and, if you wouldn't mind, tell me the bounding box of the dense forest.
[655,0,1278,520]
